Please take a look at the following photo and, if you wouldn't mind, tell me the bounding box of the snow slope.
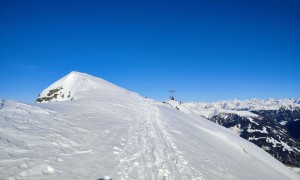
[0,72,299,179]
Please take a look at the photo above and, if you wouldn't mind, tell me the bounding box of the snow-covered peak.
[36,71,125,103]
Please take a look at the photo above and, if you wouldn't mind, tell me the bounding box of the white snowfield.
[0,72,299,180]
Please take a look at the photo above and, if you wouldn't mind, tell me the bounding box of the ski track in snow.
[115,95,204,180]
[0,96,203,180]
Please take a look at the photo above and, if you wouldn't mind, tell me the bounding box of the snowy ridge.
[185,98,300,112]
[168,100,259,119]
[0,72,299,179]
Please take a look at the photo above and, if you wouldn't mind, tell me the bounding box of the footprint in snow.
[113,147,122,151]
[113,146,123,155]
[56,157,63,163]
[42,166,55,175]
[19,163,28,169]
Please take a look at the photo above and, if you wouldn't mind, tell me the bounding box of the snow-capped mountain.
[177,98,300,168]
[185,98,300,112]
[1,72,299,179]
[36,71,124,103]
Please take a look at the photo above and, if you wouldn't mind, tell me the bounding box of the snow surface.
[0,71,299,179]
[290,167,300,175]
[229,125,242,135]
[247,126,268,134]
[265,137,295,152]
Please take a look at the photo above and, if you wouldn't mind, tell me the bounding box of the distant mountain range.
[165,98,300,167]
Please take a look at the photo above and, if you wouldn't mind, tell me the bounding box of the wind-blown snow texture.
[0,72,299,179]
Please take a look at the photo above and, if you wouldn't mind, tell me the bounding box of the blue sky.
[0,0,299,103]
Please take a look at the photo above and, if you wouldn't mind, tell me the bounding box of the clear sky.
[0,0,299,103]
